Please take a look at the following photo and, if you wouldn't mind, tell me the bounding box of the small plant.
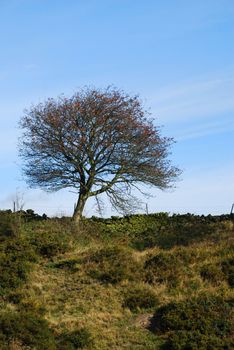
[222,258,234,288]
[85,246,142,284]
[52,258,81,271]
[30,231,71,258]
[131,228,163,251]
[0,211,22,239]
[0,310,56,349]
[150,295,233,338]
[123,286,158,311]
[144,251,183,287]
[0,238,37,294]
[57,329,92,349]
[200,263,225,285]
[161,330,234,350]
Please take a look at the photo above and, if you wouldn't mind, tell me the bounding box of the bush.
[85,246,142,284]
[57,329,92,349]
[89,213,169,238]
[0,238,37,294]
[123,286,158,311]
[150,296,233,338]
[222,258,234,288]
[161,330,234,350]
[200,263,225,285]
[144,251,183,287]
[21,209,48,222]
[0,211,20,239]
[0,310,56,349]
[130,213,222,250]
[30,231,71,258]
[155,221,213,249]
[52,258,81,271]
[87,213,232,249]
[0,212,13,239]
[131,228,163,251]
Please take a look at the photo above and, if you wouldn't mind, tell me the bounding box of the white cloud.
[173,118,234,141]
[148,71,234,123]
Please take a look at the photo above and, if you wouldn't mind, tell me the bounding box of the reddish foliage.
[19,87,180,220]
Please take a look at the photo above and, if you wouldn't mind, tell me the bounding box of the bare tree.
[19,87,180,222]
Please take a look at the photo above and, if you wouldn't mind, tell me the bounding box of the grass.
[0,211,233,349]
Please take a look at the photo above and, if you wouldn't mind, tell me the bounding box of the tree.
[19,87,180,222]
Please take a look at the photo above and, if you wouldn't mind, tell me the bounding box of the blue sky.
[0,0,233,216]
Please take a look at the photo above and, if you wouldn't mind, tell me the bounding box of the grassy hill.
[0,211,233,349]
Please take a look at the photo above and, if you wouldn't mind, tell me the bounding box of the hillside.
[0,211,233,349]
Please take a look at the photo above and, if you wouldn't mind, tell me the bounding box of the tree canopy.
[19,87,180,221]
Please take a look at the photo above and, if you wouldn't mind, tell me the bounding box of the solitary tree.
[19,87,180,222]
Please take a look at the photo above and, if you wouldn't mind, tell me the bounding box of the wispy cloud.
[174,118,234,141]
[149,71,234,123]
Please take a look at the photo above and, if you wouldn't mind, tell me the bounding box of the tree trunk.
[73,193,88,223]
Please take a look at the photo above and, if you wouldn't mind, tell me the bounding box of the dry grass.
[21,224,232,348]
[1,216,232,350]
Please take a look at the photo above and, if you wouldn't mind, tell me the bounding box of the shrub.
[0,213,14,239]
[30,231,71,258]
[222,258,234,288]
[0,310,56,349]
[131,228,163,251]
[0,238,37,294]
[0,211,20,239]
[89,213,169,238]
[150,296,233,338]
[155,221,213,249]
[161,330,234,350]
[126,214,213,250]
[57,329,92,349]
[22,209,48,222]
[52,258,81,271]
[7,290,46,317]
[85,246,142,284]
[200,263,225,285]
[144,251,183,287]
[123,286,158,311]
[87,213,232,249]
